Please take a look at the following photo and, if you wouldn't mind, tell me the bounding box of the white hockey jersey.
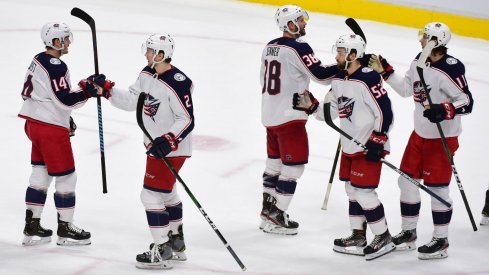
[386,53,473,138]
[109,66,194,157]
[316,67,394,155]
[261,37,339,127]
[18,52,89,128]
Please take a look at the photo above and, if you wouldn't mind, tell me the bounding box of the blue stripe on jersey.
[267,37,339,81]
[349,67,394,133]
[363,203,386,224]
[400,201,421,218]
[25,187,47,205]
[167,202,183,223]
[349,200,365,216]
[54,192,75,209]
[146,209,169,227]
[35,52,87,107]
[432,209,452,225]
[430,54,474,115]
[276,180,297,195]
[158,66,195,141]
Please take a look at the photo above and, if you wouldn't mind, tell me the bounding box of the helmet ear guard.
[333,34,366,59]
[40,22,73,51]
[419,22,451,48]
[274,5,309,34]
[141,34,175,60]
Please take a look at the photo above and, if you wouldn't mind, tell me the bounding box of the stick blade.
[345,18,366,43]
[71,7,94,26]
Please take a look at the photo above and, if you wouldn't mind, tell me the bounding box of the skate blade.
[262,223,298,235]
[22,236,51,246]
[135,260,172,270]
[480,216,489,225]
[172,251,187,261]
[418,249,448,260]
[333,245,365,256]
[365,242,396,261]
[394,241,416,251]
[57,237,91,246]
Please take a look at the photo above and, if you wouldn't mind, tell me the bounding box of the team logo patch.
[143,94,160,122]
[174,73,186,81]
[446,57,458,65]
[362,67,373,73]
[50,58,61,65]
[338,96,355,122]
[413,81,429,104]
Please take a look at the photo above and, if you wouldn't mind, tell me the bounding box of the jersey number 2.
[262,60,281,95]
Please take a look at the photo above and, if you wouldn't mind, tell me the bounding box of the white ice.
[1,0,488,274]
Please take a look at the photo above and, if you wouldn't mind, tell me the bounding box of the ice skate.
[136,241,173,269]
[259,193,274,230]
[333,228,367,256]
[418,237,449,260]
[364,230,396,261]
[392,228,417,251]
[263,205,298,235]
[480,192,489,225]
[22,209,52,246]
[56,215,91,246]
[169,224,187,261]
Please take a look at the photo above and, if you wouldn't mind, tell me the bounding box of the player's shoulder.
[432,54,465,76]
[34,52,67,77]
[266,37,313,54]
[159,66,192,91]
[351,66,381,86]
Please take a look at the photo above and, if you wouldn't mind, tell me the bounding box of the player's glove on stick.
[78,79,99,98]
[87,74,114,99]
[368,54,394,80]
[292,90,319,115]
[365,131,387,162]
[423,102,455,123]
[146,133,178,159]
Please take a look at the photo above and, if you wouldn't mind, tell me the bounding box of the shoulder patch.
[296,38,306,43]
[362,67,373,73]
[446,57,458,65]
[174,73,186,81]
[50,58,61,65]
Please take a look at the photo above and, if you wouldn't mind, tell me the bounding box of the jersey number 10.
[262,60,282,95]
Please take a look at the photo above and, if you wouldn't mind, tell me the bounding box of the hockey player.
[18,22,102,246]
[259,4,340,235]
[369,22,474,259]
[294,34,395,260]
[481,185,489,225]
[97,34,192,269]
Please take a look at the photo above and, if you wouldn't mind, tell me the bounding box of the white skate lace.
[148,244,162,262]
[425,238,440,248]
[68,224,84,234]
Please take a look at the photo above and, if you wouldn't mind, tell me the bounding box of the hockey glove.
[78,79,99,98]
[423,102,455,123]
[87,74,114,99]
[292,90,319,115]
[69,116,77,137]
[365,131,387,162]
[368,54,394,80]
[146,133,178,159]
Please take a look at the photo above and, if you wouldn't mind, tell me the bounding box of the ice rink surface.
[0,0,488,274]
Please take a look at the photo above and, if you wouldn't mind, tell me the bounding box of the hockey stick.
[416,40,477,231]
[323,102,451,208]
[136,93,246,271]
[321,139,341,210]
[71,7,108,194]
[345,18,367,43]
